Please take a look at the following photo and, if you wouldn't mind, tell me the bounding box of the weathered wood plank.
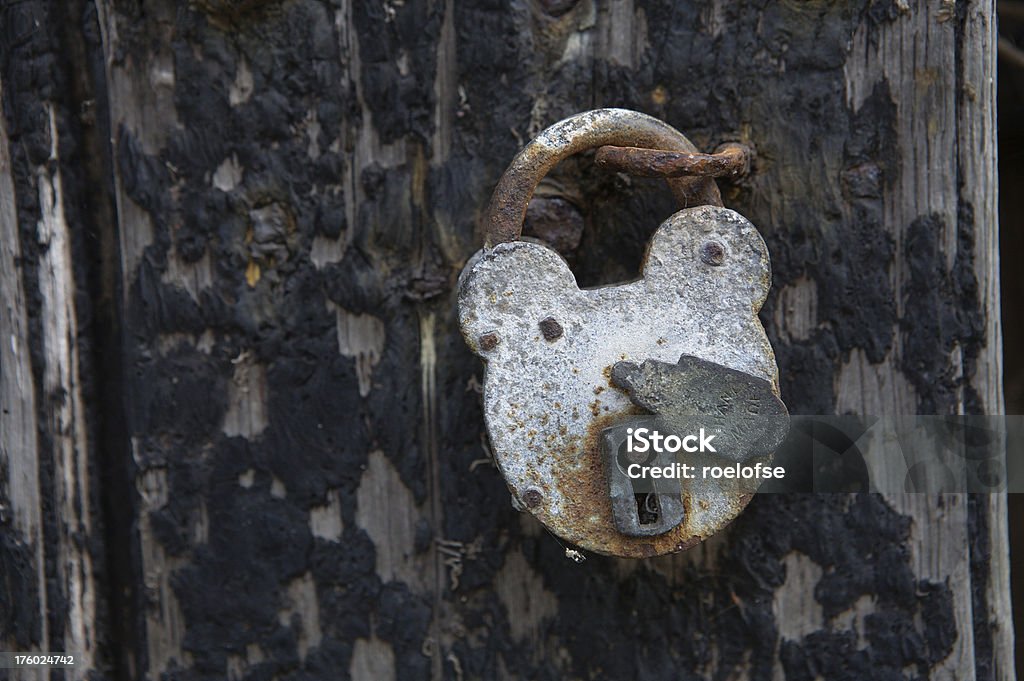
[0,0,119,675]
[0,86,101,681]
[34,103,100,680]
[833,3,1002,679]
[0,83,49,676]
[960,4,1014,678]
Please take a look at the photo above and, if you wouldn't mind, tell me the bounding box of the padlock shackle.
[483,108,723,247]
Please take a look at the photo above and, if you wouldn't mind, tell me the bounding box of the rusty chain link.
[595,142,751,180]
[483,109,751,247]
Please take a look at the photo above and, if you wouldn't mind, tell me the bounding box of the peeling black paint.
[93,1,437,675]
[443,494,956,681]
[110,0,963,677]
[0,533,41,650]
[901,211,986,415]
[969,494,996,681]
[353,1,444,145]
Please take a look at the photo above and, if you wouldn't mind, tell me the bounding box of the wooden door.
[0,1,1012,679]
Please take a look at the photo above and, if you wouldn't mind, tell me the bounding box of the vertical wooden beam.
[959,3,1014,676]
[34,103,99,678]
[0,83,49,676]
[0,92,101,681]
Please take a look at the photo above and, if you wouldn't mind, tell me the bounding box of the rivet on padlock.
[458,109,788,559]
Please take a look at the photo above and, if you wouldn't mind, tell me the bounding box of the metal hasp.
[602,356,789,537]
[458,109,786,558]
[611,355,790,465]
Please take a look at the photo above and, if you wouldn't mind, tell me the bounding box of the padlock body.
[458,205,782,557]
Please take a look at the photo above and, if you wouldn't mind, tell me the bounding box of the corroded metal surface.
[483,108,721,246]
[459,203,780,557]
[610,354,789,465]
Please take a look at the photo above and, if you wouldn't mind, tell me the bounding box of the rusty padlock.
[458,109,788,558]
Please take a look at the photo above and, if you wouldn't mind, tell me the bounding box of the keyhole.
[635,493,661,526]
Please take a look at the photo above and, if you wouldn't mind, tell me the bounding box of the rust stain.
[517,407,762,558]
[478,332,499,351]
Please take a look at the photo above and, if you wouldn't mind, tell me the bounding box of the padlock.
[458,109,788,558]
